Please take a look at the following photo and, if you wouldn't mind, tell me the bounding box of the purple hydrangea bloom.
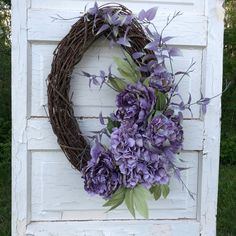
[146,113,183,153]
[122,157,170,188]
[110,124,170,188]
[82,141,122,198]
[111,124,143,156]
[115,82,156,125]
[149,70,174,93]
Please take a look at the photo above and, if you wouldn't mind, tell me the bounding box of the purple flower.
[111,124,143,155]
[146,113,184,153]
[82,141,122,198]
[115,82,156,125]
[110,124,170,188]
[122,157,170,188]
[150,70,174,93]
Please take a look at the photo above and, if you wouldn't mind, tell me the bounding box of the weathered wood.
[27,118,204,151]
[12,0,30,235]
[30,41,203,118]
[12,0,224,235]
[30,150,198,221]
[28,9,207,46]
[26,220,200,236]
[199,1,225,235]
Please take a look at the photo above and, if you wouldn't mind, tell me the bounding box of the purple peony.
[82,141,122,198]
[115,82,156,125]
[146,113,183,153]
[149,70,174,93]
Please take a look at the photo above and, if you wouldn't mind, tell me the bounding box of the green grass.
[0,142,11,236]
[217,165,236,236]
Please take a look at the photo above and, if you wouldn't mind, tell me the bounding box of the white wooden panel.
[27,118,204,151]
[13,0,224,234]
[26,220,200,236]
[30,0,205,17]
[12,0,30,235]
[199,1,225,235]
[31,150,199,221]
[30,41,202,118]
[27,9,207,46]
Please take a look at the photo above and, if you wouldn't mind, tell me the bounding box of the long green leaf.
[135,184,151,199]
[108,77,127,91]
[113,55,140,83]
[161,185,170,199]
[133,186,149,219]
[156,92,167,111]
[107,198,125,212]
[150,185,162,201]
[125,189,135,218]
[103,188,125,207]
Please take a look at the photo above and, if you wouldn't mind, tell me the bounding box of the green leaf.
[107,117,119,134]
[103,188,125,207]
[113,54,141,84]
[125,189,135,218]
[103,188,126,212]
[135,184,151,199]
[143,78,150,87]
[117,68,136,83]
[161,185,170,199]
[133,185,149,219]
[124,52,141,79]
[156,92,167,111]
[108,76,127,92]
[150,185,162,201]
[107,198,124,212]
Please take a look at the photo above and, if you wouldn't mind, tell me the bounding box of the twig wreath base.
[48,4,152,171]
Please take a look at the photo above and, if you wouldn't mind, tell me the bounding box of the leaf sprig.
[103,184,170,219]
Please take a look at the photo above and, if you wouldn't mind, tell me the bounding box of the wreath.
[47,2,212,218]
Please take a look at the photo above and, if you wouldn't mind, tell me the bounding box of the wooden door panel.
[12,0,224,235]
[30,41,203,118]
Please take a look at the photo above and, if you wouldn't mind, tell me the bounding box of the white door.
[12,0,224,235]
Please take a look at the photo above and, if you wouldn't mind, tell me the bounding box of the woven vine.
[47,4,152,171]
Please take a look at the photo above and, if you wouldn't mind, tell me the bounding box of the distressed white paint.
[30,151,198,221]
[27,118,204,151]
[26,220,200,236]
[30,41,202,118]
[12,0,224,235]
[28,10,207,46]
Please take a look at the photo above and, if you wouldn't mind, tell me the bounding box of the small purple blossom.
[115,82,156,125]
[82,142,122,198]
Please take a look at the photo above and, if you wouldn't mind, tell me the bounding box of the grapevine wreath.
[47,2,212,218]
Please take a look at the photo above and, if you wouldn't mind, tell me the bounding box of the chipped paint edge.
[199,0,225,235]
[12,0,31,235]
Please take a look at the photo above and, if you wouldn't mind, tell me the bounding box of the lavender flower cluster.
[81,3,211,204]
[82,80,183,198]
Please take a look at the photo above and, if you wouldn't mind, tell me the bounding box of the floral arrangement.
[78,3,212,218]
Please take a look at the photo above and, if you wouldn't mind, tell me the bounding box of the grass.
[0,143,11,236]
[0,150,235,235]
[217,165,236,236]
